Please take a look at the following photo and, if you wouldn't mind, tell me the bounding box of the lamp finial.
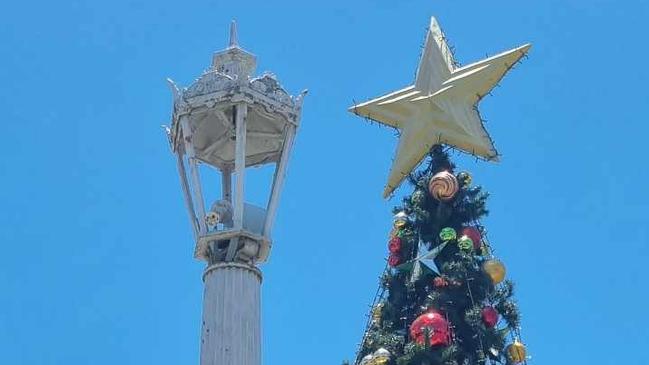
[229,20,238,48]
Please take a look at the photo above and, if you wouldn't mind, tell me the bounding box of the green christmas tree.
[354,146,527,365]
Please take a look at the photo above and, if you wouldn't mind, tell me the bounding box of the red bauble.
[433,276,448,288]
[409,311,451,346]
[461,227,482,250]
[481,306,499,328]
[388,237,402,253]
[388,254,401,267]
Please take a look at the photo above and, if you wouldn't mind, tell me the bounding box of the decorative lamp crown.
[166,21,306,265]
[211,21,256,80]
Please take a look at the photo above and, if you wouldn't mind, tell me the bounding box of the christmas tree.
[347,16,531,365]
[353,146,527,365]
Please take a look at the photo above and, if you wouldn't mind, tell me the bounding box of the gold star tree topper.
[349,17,531,198]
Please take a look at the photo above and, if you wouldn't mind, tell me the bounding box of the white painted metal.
[176,152,199,240]
[200,262,261,365]
[166,22,305,365]
[222,168,232,203]
[167,22,305,261]
[228,20,239,48]
[226,103,248,261]
[190,158,208,235]
[180,115,208,234]
[233,103,247,231]
[263,124,296,237]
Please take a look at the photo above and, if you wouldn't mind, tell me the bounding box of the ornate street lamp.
[166,21,306,365]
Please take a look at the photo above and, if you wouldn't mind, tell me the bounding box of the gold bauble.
[506,340,527,363]
[372,358,389,365]
[393,211,409,228]
[483,259,506,284]
[371,348,391,365]
[372,303,383,325]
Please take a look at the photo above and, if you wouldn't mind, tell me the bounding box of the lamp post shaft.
[200,263,261,365]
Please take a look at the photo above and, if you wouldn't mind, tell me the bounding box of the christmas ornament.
[371,303,384,325]
[433,276,449,288]
[371,348,391,365]
[506,340,527,364]
[428,171,459,202]
[388,254,401,267]
[481,306,499,328]
[483,259,506,284]
[457,235,474,253]
[397,240,448,281]
[348,16,531,198]
[439,227,457,242]
[388,237,402,253]
[457,171,472,187]
[409,311,451,346]
[360,354,374,365]
[461,226,482,250]
[411,189,425,205]
[393,211,409,228]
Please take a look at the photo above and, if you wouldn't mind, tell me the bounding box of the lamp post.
[166,21,306,365]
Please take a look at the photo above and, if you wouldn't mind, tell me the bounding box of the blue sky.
[1,0,648,364]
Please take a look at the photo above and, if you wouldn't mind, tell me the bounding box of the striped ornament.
[428,171,459,201]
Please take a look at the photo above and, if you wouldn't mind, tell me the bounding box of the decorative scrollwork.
[184,71,235,99]
[250,73,293,106]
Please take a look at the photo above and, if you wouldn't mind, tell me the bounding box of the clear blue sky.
[1,0,647,364]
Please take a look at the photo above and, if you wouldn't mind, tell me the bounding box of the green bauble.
[457,235,474,253]
[439,227,457,242]
[457,171,472,187]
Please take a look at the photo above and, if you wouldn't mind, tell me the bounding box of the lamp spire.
[229,20,238,48]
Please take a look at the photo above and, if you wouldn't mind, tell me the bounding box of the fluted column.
[200,262,262,365]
